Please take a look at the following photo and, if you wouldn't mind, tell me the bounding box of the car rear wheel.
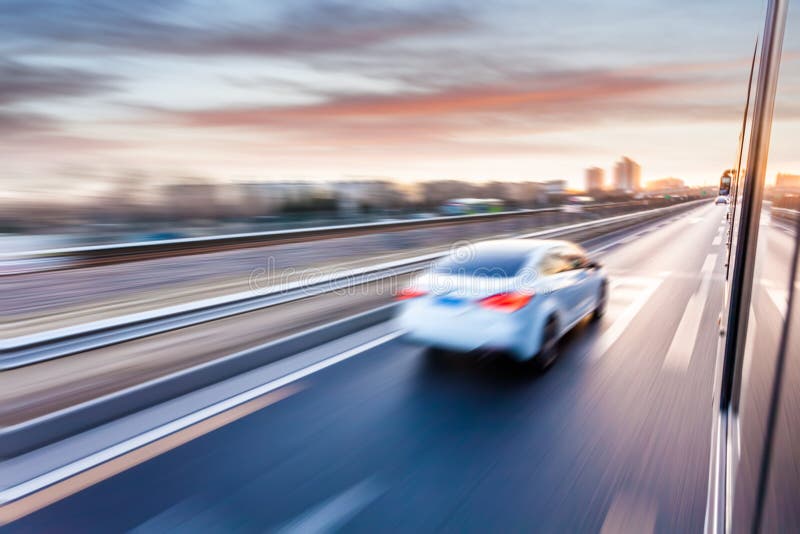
[591,282,607,322]
[528,317,559,372]
[424,346,454,367]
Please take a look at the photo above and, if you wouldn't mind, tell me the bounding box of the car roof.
[462,238,574,255]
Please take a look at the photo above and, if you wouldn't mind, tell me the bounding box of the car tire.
[591,281,608,322]
[425,346,453,367]
[528,317,559,372]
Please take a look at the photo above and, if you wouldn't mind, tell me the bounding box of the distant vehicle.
[715,195,730,205]
[396,239,607,370]
[133,231,187,242]
[562,195,595,213]
[719,173,732,196]
[440,198,504,216]
[407,212,437,220]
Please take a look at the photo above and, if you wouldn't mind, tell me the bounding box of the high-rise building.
[613,157,642,191]
[585,167,605,192]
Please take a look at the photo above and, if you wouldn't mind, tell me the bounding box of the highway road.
[0,203,664,339]
[3,203,736,531]
[0,203,699,427]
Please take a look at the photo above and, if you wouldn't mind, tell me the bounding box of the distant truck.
[719,173,732,197]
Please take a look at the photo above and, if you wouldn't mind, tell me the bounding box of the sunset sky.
[1,0,798,195]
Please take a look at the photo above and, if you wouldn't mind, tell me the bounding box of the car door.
[538,247,580,327]
[561,245,597,318]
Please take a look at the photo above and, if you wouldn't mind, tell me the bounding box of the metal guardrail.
[0,199,694,273]
[0,256,435,370]
[0,304,400,459]
[0,199,705,458]
[0,199,705,370]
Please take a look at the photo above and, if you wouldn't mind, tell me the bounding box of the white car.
[396,239,608,370]
[715,195,730,205]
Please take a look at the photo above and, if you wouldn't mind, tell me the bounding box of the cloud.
[0,0,773,184]
[120,57,769,169]
[148,68,683,130]
[0,59,119,105]
[0,108,129,157]
[0,110,57,134]
[113,67,691,166]
[0,1,473,57]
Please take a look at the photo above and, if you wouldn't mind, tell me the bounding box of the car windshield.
[435,248,530,278]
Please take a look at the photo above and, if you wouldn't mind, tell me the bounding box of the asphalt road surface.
[5,203,737,532]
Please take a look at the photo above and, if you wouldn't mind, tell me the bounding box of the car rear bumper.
[396,301,528,356]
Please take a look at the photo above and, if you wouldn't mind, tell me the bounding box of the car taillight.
[479,291,533,312]
[395,287,428,300]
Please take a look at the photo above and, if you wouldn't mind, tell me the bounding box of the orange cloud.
[166,72,676,127]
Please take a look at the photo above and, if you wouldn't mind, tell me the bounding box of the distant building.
[330,180,401,212]
[421,180,481,206]
[613,157,642,191]
[533,179,568,204]
[237,181,330,215]
[163,182,219,219]
[646,177,685,191]
[585,167,605,192]
[474,181,541,206]
[776,173,800,192]
[495,182,546,206]
[540,179,567,195]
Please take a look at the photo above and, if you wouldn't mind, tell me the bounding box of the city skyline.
[2,1,799,197]
[613,156,642,191]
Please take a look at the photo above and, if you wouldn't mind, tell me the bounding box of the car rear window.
[435,248,530,278]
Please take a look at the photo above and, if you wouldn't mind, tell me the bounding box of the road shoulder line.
[0,326,401,522]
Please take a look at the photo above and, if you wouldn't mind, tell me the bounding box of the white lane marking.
[600,491,657,534]
[609,287,646,301]
[561,212,668,256]
[590,238,630,255]
[739,309,757,441]
[0,332,402,507]
[766,287,788,318]
[277,478,384,534]
[610,276,660,289]
[687,217,703,224]
[130,495,218,533]
[712,235,722,246]
[621,271,722,282]
[593,277,663,360]
[662,254,717,371]
[586,214,681,255]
